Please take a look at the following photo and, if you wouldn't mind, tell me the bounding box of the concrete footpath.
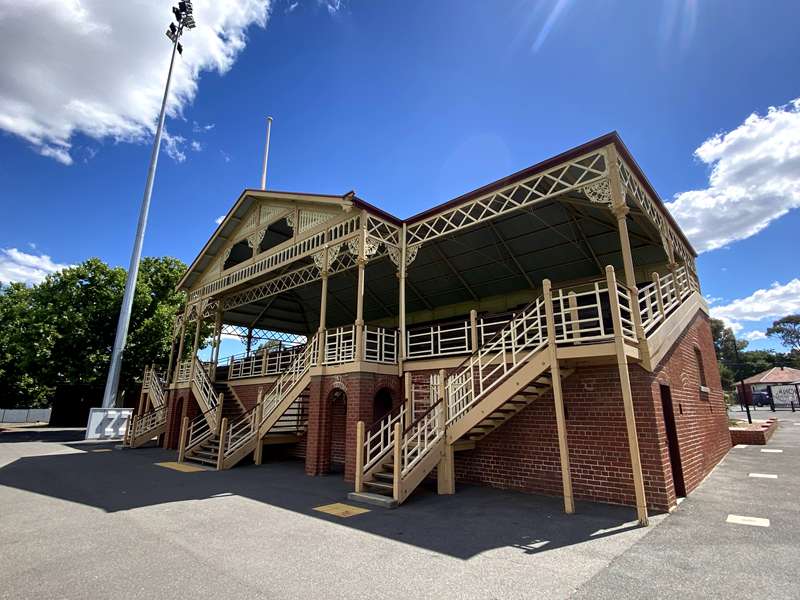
[572,409,800,599]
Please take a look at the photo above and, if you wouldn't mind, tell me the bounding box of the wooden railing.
[184,407,217,453]
[129,405,167,440]
[637,265,698,334]
[143,365,166,408]
[259,333,320,430]
[400,399,444,477]
[228,345,305,379]
[446,298,547,427]
[192,357,219,414]
[323,325,355,365]
[220,408,258,461]
[363,326,397,364]
[362,404,407,474]
[406,320,471,358]
[176,359,192,383]
[189,214,360,302]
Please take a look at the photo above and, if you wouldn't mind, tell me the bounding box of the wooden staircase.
[125,366,168,448]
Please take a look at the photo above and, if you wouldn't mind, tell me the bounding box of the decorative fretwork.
[405,150,607,245]
[346,236,381,258]
[297,209,332,233]
[222,248,387,312]
[260,204,286,225]
[220,324,306,347]
[246,228,267,250]
[189,213,361,302]
[387,243,420,269]
[616,157,695,271]
[582,179,612,205]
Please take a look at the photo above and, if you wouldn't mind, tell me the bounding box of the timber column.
[317,246,329,360]
[354,214,368,360]
[606,265,649,526]
[543,279,574,515]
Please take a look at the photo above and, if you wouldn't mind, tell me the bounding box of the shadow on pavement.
[0,429,646,560]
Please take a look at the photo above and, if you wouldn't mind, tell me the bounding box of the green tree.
[766,315,800,353]
[0,256,189,408]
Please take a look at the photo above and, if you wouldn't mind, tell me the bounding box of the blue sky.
[1,0,799,354]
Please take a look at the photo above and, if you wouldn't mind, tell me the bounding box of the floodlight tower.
[100,2,196,409]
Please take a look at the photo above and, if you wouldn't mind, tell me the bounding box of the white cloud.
[286,2,300,13]
[192,121,215,133]
[0,1,271,165]
[320,0,345,15]
[220,150,232,163]
[710,278,800,334]
[0,248,72,286]
[215,215,226,225]
[191,140,203,152]
[744,330,767,341]
[163,130,187,163]
[667,98,800,253]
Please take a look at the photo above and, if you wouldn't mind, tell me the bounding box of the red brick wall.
[649,312,731,499]
[304,372,402,480]
[454,310,730,512]
[163,388,198,449]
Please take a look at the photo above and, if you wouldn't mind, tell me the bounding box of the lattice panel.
[367,214,401,248]
[221,324,306,346]
[617,157,695,272]
[405,150,607,245]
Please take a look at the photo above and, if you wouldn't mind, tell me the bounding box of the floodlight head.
[184,16,196,29]
[166,29,177,43]
[169,22,177,34]
[177,42,183,55]
[172,6,182,21]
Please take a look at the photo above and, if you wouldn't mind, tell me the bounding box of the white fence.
[0,408,51,424]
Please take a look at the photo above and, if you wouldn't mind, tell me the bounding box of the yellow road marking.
[313,502,370,518]
[155,461,209,473]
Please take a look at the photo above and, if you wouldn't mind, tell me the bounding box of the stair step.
[373,471,394,482]
[364,480,393,492]
[186,455,216,465]
[347,491,398,509]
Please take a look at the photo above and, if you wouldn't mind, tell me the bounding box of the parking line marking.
[726,514,770,527]
[749,473,778,479]
[761,449,783,453]
[734,444,748,449]
[90,448,112,453]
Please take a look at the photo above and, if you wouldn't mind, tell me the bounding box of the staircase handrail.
[192,357,218,413]
[222,406,259,459]
[400,398,444,477]
[446,297,547,426]
[146,366,167,409]
[363,403,407,473]
[259,332,319,429]
[185,406,218,451]
[131,405,167,438]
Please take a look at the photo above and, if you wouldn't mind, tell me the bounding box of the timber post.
[469,309,479,352]
[392,422,402,501]
[437,370,455,495]
[216,417,228,471]
[653,272,666,320]
[254,388,264,465]
[355,420,365,493]
[215,392,225,435]
[606,265,649,526]
[543,278,575,515]
[404,372,412,429]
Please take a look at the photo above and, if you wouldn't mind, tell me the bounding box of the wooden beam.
[565,205,604,274]
[432,242,478,301]
[487,221,536,288]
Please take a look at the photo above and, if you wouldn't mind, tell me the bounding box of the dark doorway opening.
[328,388,347,474]
[373,388,393,424]
[659,384,686,498]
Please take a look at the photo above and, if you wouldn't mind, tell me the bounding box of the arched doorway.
[373,387,393,423]
[328,388,347,473]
